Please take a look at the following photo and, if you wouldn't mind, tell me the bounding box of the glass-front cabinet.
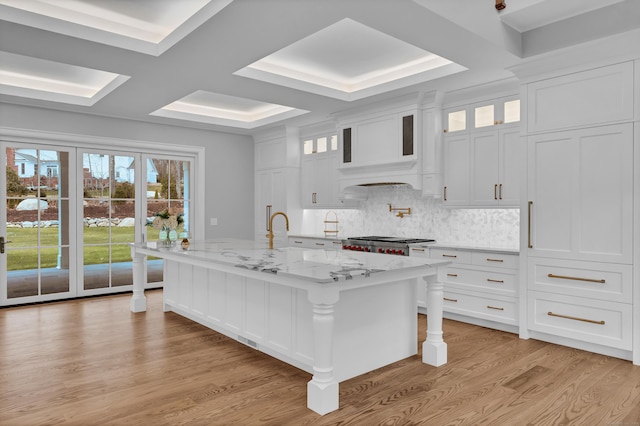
[442,94,521,208]
[301,133,340,208]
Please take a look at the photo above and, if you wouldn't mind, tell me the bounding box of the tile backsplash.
[301,185,520,249]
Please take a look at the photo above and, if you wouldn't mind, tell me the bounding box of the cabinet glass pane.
[504,100,520,123]
[303,139,313,155]
[330,135,337,151]
[317,137,327,153]
[475,105,494,128]
[447,110,466,132]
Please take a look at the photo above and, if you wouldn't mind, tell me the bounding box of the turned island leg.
[422,273,447,366]
[307,287,340,415]
[130,246,147,312]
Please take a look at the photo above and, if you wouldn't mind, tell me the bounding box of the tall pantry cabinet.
[253,126,302,241]
[520,61,639,364]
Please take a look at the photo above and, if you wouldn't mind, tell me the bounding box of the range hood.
[338,160,420,200]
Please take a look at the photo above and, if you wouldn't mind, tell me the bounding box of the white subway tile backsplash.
[302,185,519,249]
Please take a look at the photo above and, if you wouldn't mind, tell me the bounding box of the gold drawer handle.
[487,279,504,283]
[547,311,605,325]
[447,273,458,277]
[294,240,303,244]
[486,258,504,262]
[487,305,504,311]
[442,254,457,258]
[412,248,425,252]
[315,242,325,246]
[547,274,605,284]
[444,297,458,302]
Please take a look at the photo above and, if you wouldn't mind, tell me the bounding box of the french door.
[2,143,76,303]
[2,141,196,306]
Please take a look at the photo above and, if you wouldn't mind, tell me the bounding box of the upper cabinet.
[339,109,417,168]
[301,133,343,208]
[442,94,521,208]
[526,62,634,134]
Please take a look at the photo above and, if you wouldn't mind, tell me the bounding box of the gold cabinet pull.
[499,183,503,200]
[444,297,458,302]
[547,274,605,284]
[487,305,504,311]
[443,186,447,201]
[412,248,425,252]
[527,201,533,248]
[442,254,457,258]
[266,205,272,231]
[486,258,504,262]
[315,242,325,246]
[494,184,498,200]
[293,240,303,244]
[447,273,458,277]
[547,311,605,325]
[487,278,504,283]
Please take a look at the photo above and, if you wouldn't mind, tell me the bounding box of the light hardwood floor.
[2,289,639,425]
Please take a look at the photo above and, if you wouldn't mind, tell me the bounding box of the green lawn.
[6,227,137,271]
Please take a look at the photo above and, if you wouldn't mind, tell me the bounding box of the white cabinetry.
[522,60,636,362]
[527,124,633,264]
[301,150,341,208]
[442,133,470,206]
[336,97,422,190]
[442,94,521,207]
[288,236,342,250]
[254,127,301,240]
[526,62,634,133]
[413,246,519,333]
[470,127,521,207]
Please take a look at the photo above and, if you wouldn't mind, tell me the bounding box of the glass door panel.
[2,146,74,303]
[81,153,136,291]
[145,156,192,284]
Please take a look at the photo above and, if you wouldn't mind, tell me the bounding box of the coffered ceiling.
[1,0,639,135]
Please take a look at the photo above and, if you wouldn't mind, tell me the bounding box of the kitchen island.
[129,239,450,415]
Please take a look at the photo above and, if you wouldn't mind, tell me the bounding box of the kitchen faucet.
[266,211,289,249]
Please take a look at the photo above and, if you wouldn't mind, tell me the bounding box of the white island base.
[130,240,449,415]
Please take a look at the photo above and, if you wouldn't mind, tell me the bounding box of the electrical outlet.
[210,218,218,226]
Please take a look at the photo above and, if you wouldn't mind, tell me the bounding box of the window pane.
[317,137,327,153]
[330,135,338,151]
[475,104,494,128]
[448,110,466,132]
[504,99,521,123]
[303,139,313,155]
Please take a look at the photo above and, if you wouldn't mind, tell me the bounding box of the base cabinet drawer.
[430,248,472,264]
[443,290,517,325]
[471,252,518,269]
[528,257,632,302]
[444,266,517,295]
[527,290,632,350]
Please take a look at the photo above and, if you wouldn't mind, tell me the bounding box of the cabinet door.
[443,134,470,206]
[498,127,521,206]
[301,153,336,208]
[256,169,288,239]
[527,124,633,263]
[301,157,318,208]
[470,130,500,206]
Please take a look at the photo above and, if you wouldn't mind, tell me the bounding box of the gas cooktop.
[346,236,436,244]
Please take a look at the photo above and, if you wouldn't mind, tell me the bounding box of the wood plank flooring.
[2,289,639,425]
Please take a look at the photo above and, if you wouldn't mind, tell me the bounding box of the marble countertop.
[410,241,519,254]
[133,238,449,284]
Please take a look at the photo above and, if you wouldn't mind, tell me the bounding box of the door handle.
[0,236,12,254]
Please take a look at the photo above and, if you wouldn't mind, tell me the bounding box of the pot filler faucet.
[266,211,289,249]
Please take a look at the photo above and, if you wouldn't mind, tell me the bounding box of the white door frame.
[1,128,205,306]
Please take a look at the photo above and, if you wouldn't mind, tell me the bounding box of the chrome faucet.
[266,211,289,249]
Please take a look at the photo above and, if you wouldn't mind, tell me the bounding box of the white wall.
[0,103,255,239]
[301,185,519,249]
